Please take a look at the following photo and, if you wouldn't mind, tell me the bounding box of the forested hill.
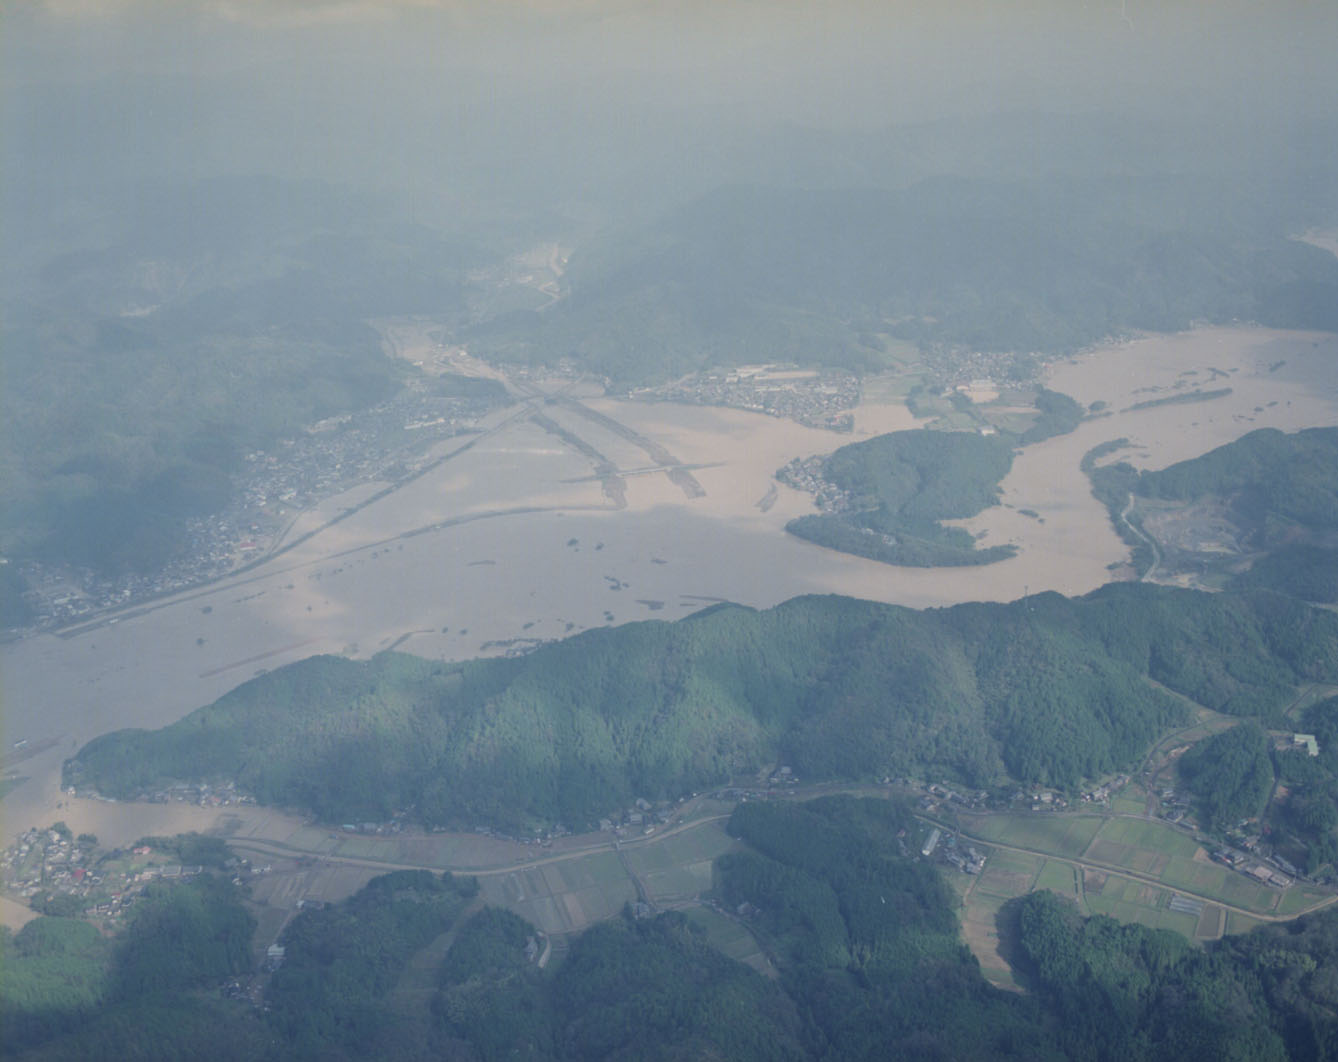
[467,177,1338,385]
[67,584,1338,830]
[1101,427,1338,600]
[2,176,486,580]
[785,428,1020,567]
[1139,427,1338,532]
[1148,426,1338,602]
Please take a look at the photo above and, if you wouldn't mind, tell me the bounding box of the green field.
[627,820,741,904]
[971,849,1044,901]
[1033,860,1081,899]
[963,812,1103,859]
[1226,911,1265,935]
[1081,874,1200,936]
[1275,886,1335,918]
[954,810,1334,953]
[1110,787,1149,817]
[1082,818,1284,915]
[683,907,771,975]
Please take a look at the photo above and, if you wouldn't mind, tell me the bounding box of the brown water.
[2,326,1336,839]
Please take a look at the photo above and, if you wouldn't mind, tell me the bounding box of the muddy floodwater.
[2,326,1337,838]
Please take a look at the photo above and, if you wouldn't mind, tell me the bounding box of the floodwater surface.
[2,326,1336,837]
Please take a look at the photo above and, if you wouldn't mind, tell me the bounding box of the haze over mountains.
[5,1,1337,587]
[5,2,1338,1060]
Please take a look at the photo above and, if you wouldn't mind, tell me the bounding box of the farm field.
[1081,873,1201,938]
[961,812,1103,859]
[950,807,1338,987]
[624,822,741,904]
[480,848,638,935]
[471,817,742,936]
[958,811,1301,917]
[1109,784,1150,817]
[682,906,774,977]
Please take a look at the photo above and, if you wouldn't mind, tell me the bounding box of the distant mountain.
[2,176,486,579]
[468,175,1338,386]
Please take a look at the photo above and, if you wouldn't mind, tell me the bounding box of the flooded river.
[2,325,1336,841]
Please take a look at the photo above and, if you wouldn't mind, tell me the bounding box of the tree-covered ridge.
[1012,888,1338,1060]
[1018,387,1086,445]
[717,797,1065,1059]
[1178,722,1276,832]
[443,798,1045,1061]
[2,175,495,581]
[1248,697,1338,876]
[1231,545,1338,604]
[66,585,1338,831]
[436,903,805,1062]
[0,917,110,1053]
[784,387,1086,569]
[785,429,1020,567]
[267,870,477,1059]
[1086,427,1338,585]
[467,177,1338,386]
[728,798,1338,1059]
[1138,427,1338,538]
[1,875,264,1060]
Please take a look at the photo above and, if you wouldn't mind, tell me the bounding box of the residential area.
[8,380,507,631]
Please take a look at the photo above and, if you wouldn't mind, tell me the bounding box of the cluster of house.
[1081,775,1131,805]
[916,783,993,815]
[599,798,667,836]
[1,827,96,902]
[633,367,859,432]
[916,826,987,873]
[464,822,574,845]
[1211,846,1297,889]
[64,779,254,810]
[341,817,411,837]
[12,381,506,633]
[1155,787,1194,825]
[0,828,202,928]
[775,456,854,515]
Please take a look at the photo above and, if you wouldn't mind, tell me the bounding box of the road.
[225,810,733,881]
[928,811,1338,926]
[1118,493,1161,580]
[220,776,1338,932]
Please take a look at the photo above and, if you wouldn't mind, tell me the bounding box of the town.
[0,823,270,932]
[632,366,860,431]
[8,379,508,631]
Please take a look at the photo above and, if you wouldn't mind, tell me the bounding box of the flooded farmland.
[2,325,1337,840]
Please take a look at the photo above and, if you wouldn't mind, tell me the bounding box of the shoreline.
[3,324,1337,856]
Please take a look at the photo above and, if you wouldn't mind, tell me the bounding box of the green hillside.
[785,429,1019,566]
[1139,427,1338,537]
[66,584,1338,831]
[1085,427,1338,582]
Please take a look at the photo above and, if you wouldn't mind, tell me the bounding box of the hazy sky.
[12,0,1335,118]
[5,0,1335,226]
